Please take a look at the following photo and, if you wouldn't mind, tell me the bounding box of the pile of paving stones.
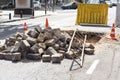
[0,26,95,63]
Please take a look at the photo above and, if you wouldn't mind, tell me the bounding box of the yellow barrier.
[76,4,108,26]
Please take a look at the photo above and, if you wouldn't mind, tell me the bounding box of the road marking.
[86,59,100,74]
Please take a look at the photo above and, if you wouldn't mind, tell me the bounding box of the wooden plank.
[67,28,77,53]
[80,35,87,67]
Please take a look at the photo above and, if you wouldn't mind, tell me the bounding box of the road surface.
[0,7,120,80]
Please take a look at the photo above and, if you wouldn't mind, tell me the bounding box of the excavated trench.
[64,30,104,43]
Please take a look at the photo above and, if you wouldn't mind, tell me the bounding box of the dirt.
[99,34,120,44]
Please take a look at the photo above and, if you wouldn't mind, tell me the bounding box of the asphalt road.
[0,7,119,40]
[0,10,76,39]
[0,7,120,80]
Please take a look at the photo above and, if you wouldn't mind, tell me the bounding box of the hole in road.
[65,30,104,43]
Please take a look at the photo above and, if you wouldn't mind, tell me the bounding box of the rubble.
[27,29,39,38]
[0,45,5,52]
[27,53,41,60]
[65,51,76,59]
[37,33,45,43]
[26,37,37,46]
[0,52,4,59]
[0,26,98,63]
[85,48,94,55]
[12,53,21,61]
[30,44,41,53]
[3,52,21,61]
[38,48,44,56]
[46,47,58,55]
[51,54,61,63]
[42,55,51,62]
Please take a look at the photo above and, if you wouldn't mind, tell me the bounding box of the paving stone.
[28,30,39,38]
[9,37,16,42]
[27,30,32,36]
[31,44,40,53]
[27,53,41,60]
[10,41,21,53]
[45,39,56,47]
[0,45,5,52]
[10,46,20,53]
[58,50,65,54]
[51,54,61,63]
[85,48,94,55]
[20,40,30,52]
[57,41,66,47]
[85,43,95,49]
[57,33,66,42]
[38,48,44,55]
[38,43,46,50]
[71,49,80,56]
[5,37,16,46]
[65,51,76,59]
[46,47,58,55]
[26,37,37,46]
[58,50,66,58]
[71,42,81,49]
[44,30,53,40]
[53,28,61,37]
[34,26,42,33]
[2,47,13,53]
[65,44,69,50]
[37,33,45,43]
[22,34,28,40]
[15,32,23,38]
[63,32,71,42]
[59,53,64,60]
[53,44,60,51]
[0,52,5,59]
[4,53,13,60]
[59,47,67,52]
[15,32,28,40]
[20,40,31,58]
[16,37,23,42]
[12,52,21,61]
[42,55,51,62]
[53,36,59,42]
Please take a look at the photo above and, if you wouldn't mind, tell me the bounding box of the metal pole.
[20,10,23,18]
[9,13,11,20]
[45,0,47,15]
[80,35,87,67]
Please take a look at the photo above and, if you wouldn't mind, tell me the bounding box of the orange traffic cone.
[110,23,115,40]
[45,18,49,28]
[24,22,28,32]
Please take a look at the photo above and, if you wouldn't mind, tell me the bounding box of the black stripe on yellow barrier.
[76,4,108,26]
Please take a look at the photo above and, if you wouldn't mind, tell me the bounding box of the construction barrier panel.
[76,4,108,26]
[116,3,120,27]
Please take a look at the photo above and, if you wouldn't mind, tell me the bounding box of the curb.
[0,14,51,24]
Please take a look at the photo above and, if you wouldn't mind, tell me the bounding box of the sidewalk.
[0,10,55,23]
